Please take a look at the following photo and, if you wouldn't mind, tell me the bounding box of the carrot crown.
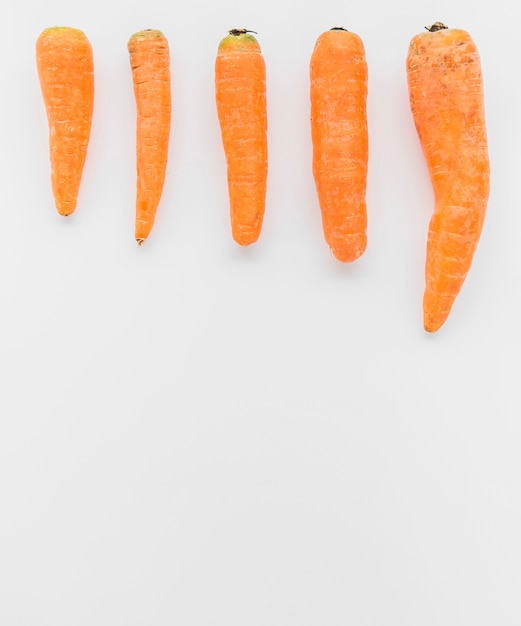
[425,22,448,32]
[228,28,257,36]
[129,28,165,40]
[40,25,85,35]
[218,29,261,52]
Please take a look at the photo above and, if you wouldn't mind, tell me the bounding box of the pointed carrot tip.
[423,316,445,333]
[136,238,145,246]
[56,201,76,217]
[423,300,451,333]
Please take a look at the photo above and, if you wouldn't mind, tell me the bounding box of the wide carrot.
[215,29,268,246]
[406,22,490,332]
[128,29,171,245]
[36,26,94,217]
[310,27,368,262]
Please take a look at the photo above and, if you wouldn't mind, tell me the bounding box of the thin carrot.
[407,22,490,332]
[215,29,268,246]
[128,29,171,245]
[36,26,94,217]
[310,27,368,262]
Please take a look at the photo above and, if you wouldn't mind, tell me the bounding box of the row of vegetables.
[35,23,489,333]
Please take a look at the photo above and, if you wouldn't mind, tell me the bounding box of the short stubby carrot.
[36,26,94,217]
[128,29,171,245]
[215,29,268,246]
[310,27,368,262]
[407,22,490,332]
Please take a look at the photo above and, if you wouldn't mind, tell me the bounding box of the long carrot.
[407,22,490,332]
[128,29,171,245]
[36,26,94,217]
[215,29,268,246]
[310,27,368,262]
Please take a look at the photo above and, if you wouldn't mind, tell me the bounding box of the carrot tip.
[232,229,261,246]
[136,238,145,246]
[233,237,258,247]
[57,206,75,217]
[424,321,443,333]
[423,313,446,333]
[329,236,367,263]
[330,247,364,263]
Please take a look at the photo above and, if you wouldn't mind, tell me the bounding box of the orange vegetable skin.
[36,26,94,216]
[128,29,171,245]
[310,27,368,262]
[407,23,490,332]
[215,29,268,246]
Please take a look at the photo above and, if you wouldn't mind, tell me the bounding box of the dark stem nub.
[425,22,448,32]
[229,28,258,36]
[330,26,347,31]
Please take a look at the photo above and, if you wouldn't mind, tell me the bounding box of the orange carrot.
[128,29,171,245]
[310,27,368,262]
[407,22,490,332]
[36,26,94,216]
[215,29,268,246]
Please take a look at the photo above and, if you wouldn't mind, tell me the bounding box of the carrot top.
[425,22,448,32]
[40,26,85,35]
[218,29,261,52]
[129,28,165,40]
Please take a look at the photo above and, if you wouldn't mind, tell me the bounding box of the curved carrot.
[407,22,490,332]
[36,26,94,216]
[128,29,171,245]
[310,27,368,262]
[215,29,268,246]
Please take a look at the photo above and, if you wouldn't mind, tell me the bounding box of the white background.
[1,0,520,623]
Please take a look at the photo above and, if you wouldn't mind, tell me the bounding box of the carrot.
[406,22,490,332]
[310,27,368,262]
[128,29,171,245]
[215,29,268,246]
[36,26,94,217]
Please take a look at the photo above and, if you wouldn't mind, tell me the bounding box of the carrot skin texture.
[407,26,490,332]
[128,29,171,245]
[215,31,268,246]
[36,27,94,216]
[310,28,368,262]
